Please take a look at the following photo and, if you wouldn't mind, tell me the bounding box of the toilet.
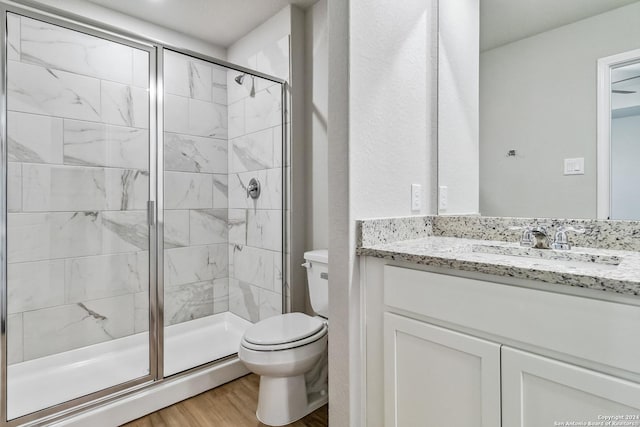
[238,249,329,426]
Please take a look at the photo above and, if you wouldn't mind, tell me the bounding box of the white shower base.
[8,312,251,420]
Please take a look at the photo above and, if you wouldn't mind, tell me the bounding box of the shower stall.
[0,3,288,425]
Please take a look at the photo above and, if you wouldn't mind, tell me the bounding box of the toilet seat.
[241,313,328,351]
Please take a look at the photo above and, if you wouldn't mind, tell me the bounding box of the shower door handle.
[147,200,156,226]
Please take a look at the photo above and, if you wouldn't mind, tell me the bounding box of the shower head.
[234,74,245,85]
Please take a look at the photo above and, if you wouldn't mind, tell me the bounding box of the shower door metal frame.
[0,3,161,426]
[0,1,288,426]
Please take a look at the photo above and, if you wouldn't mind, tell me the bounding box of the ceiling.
[85,0,318,47]
[481,0,640,51]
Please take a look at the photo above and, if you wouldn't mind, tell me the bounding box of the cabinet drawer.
[383,265,640,376]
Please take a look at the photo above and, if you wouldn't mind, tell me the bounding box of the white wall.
[480,2,640,218]
[227,6,308,316]
[24,0,226,58]
[328,0,438,425]
[438,0,480,215]
[305,0,328,250]
[611,115,640,219]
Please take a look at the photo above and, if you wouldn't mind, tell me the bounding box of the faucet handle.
[509,226,534,247]
[552,226,585,250]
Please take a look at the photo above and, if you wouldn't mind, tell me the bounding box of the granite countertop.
[357,236,640,296]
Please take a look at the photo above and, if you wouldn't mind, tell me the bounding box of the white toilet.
[238,249,329,426]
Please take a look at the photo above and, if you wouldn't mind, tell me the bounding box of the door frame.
[596,48,640,220]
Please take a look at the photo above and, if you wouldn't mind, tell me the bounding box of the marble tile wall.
[226,37,287,323]
[6,14,151,363]
[163,50,230,326]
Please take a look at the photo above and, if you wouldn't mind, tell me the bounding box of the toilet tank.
[303,250,328,318]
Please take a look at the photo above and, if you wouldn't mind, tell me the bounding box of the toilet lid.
[243,313,325,346]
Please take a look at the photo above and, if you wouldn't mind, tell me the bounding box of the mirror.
[476,0,640,219]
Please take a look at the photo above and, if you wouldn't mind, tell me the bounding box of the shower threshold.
[7,312,251,420]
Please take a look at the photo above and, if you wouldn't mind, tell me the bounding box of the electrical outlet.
[411,184,421,211]
[439,186,448,211]
[564,158,585,175]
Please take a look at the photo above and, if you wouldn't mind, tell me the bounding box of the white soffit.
[85,0,317,47]
[481,0,640,51]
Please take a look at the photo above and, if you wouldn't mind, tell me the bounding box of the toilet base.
[256,374,327,426]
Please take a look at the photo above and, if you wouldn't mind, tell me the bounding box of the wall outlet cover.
[564,158,585,175]
[411,184,421,211]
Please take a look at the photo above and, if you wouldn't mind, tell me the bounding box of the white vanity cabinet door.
[502,346,640,427]
[383,313,501,427]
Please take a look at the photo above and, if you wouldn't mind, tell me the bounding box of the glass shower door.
[4,12,154,420]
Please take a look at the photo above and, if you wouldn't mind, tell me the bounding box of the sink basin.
[471,244,621,270]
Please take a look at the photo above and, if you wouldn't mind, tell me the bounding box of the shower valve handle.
[247,178,261,199]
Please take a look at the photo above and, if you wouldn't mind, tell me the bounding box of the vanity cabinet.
[502,347,640,427]
[363,258,640,426]
[383,313,501,426]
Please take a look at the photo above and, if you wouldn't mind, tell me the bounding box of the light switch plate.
[411,184,421,211]
[438,186,448,211]
[564,158,585,175]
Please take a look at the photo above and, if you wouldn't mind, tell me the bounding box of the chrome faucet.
[510,225,550,249]
[551,226,585,250]
[530,226,550,249]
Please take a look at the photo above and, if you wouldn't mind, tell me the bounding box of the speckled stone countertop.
[357,231,640,297]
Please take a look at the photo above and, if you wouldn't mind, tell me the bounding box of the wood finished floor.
[122,374,328,427]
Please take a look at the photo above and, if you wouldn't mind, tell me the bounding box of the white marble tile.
[8,163,21,213]
[65,251,148,302]
[23,294,134,360]
[8,211,148,263]
[188,59,213,102]
[189,209,228,245]
[259,289,282,321]
[165,52,213,101]
[274,252,283,293]
[213,278,229,314]
[134,292,149,333]
[189,99,227,139]
[164,171,213,209]
[8,259,65,314]
[8,60,101,122]
[228,244,235,279]
[101,81,149,129]
[164,94,190,135]
[164,280,214,326]
[7,13,20,61]
[164,244,227,287]
[230,128,274,172]
[164,132,227,173]
[228,209,247,245]
[8,314,23,365]
[164,51,190,97]
[22,164,148,212]
[228,100,245,139]
[20,15,134,84]
[245,86,282,134]
[8,111,63,164]
[247,209,282,252]
[273,125,284,167]
[228,168,282,210]
[228,279,260,323]
[100,210,149,253]
[132,49,149,89]
[213,174,228,209]
[64,120,149,170]
[164,210,190,248]
[256,36,290,90]
[231,244,274,291]
[212,65,227,105]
